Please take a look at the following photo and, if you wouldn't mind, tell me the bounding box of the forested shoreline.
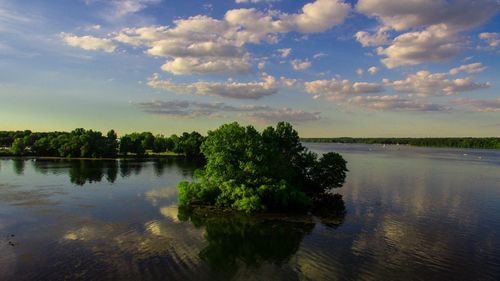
[0,129,204,158]
[2,129,499,159]
[301,137,500,149]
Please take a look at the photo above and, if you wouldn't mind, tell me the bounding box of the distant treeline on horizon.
[0,129,204,158]
[1,130,499,158]
[301,137,500,149]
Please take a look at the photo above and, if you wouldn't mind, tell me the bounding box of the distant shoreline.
[0,154,187,160]
[301,138,500,150]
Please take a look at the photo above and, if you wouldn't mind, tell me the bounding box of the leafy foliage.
[177,122,348,213]
[2,129,204,159]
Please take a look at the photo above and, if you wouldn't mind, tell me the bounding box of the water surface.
[0,144,499,280]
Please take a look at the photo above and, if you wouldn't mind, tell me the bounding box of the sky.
[0,0,499,137]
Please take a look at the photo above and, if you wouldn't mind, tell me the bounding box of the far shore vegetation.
[2,130,498,160]
[302,137,500,149]
[0,129,204,159]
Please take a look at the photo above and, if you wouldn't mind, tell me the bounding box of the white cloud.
[65,0,352,74]
[280,77,298,87]
[313,52,327,59]
[377,24,461,68]
[355,0,499,67]
[136,99,321,122]
[449,63,486,75]
[352,82,384,93]
[60,33,117,53]
[161,56,252,75]
[356,68,364,76]
[257,61,266,70]
[355,29,390,47]
[88,0,161,20]
[147,74,278,99]
[368,66,379,75]
[383,70,490,96]
[281,0,352,33]
[291,59,312,71]
[356,0,499,32]
[452,98,500,112]
[235,0,280,3]
[304,78,383,100]
[479,32,500,48]
[349,95,450,112]
[246,108,321,123]
[277,48,292,58]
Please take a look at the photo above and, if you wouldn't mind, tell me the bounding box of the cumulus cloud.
[277,48,292,58]
[376,24,462,68]
[452,98,500,112]
[67,0,351,75]
[479,32,500,48]
[291,59,312,70]
[355,0,499,67]
[280,77,298,87]
[356,0,499,32]
[383,70,490,96]
[349,95,450,112]
[161,56,252,75]
[449,63,486,75]
[60,33,117,53]
[147,74,278,99]
[368,66,379,75]
[304,78,383,100]
[355,29,390,47]
[246,108,321,123]
[356,68,364,76]
[280,0,352,33]
[135,99,321,122]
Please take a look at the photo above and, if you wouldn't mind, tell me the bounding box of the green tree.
[11,138,26,155]
[177,122,348,213]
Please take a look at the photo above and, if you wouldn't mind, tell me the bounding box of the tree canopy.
[2,129,205,159]
[178,122,348,213]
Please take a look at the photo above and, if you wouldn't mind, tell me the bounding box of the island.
[177,122,348,213]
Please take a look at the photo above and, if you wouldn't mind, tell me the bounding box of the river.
[0,143,499,280]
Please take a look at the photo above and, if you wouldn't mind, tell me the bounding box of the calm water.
[1,144,500,281]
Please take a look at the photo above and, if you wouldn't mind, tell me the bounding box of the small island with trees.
[177,122,348,213]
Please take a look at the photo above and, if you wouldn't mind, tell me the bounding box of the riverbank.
[0,152,187,160]
[301,137,500,150]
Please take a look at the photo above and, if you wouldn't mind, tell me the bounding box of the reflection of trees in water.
[119,160,144,178]
[12,159,25,175]
[31,160,119,186]
[153,158,203,178]
[178,200,345,278]
[68,161,118,186]
[27,158,202,186]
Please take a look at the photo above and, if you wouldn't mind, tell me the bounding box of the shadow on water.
[177,197,346,279]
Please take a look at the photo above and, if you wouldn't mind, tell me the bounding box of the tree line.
[0,129,205,158]
[301,137,500,149]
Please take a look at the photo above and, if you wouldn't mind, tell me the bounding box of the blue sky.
[0,0,499,137]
